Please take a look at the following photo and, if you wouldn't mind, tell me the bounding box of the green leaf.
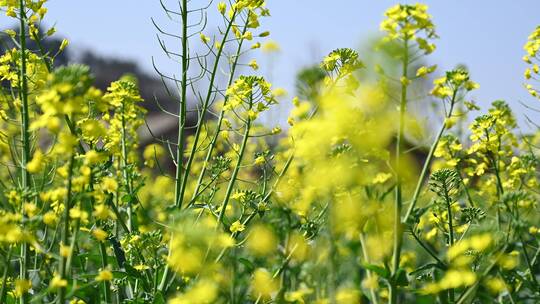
[394,268,409,287]
[124,263,144,280]
[153,292,166,304]
[362,263,390,279]
[238,258,255,272]
[122,194,135,203]
[409,262,441,276]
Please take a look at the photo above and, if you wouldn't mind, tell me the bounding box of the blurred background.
[1,0,539,132]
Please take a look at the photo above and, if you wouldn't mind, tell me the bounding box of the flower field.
[1,1,540,303]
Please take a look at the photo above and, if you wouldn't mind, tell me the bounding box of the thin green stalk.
[173,0,189,209]
[497,270,517,304]
[359,233,379,304]
[89,170,112,303]
[216,105,253,230]
[190,23,248,206]
[515,242,540,292]
[327,219,337,304]
[57,154,75,304]
[17,1,31,302]
[158,1,191,281]
[65,220,81,274]
[29,29,52,72]
[178,12,237,208]
[403,90,458,222]
[457,172,475,207]
[519,234,539,288]
[0,246,13,303]
[390,38,408,304]
[443,192,455,248]
[213,152,294,263]
[491,154,505,197]
[443,187,455,302]
[17,0,30,190]
[489,138,508,234]
[410,230,446,267]
[120,104,134,232]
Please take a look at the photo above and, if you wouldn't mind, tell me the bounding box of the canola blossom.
[0,1,539,304]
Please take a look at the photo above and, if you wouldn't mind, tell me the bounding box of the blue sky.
[2,0,540,128]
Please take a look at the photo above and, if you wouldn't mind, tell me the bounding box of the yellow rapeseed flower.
[95,269,113,282]
[50,274,68,289]
[247,225,277,255]
[230,220,246,233]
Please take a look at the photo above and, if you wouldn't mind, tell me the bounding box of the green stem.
[120,104,134,232]
[443,188,455,302]
[57,154,75,304]
[0,246,13,303]
[190,23,248,206]
[173,0,189,209]
[515,242,540,292]
[390,38,408,304]
[158,1,189,291]
[410,230,446,268]
[213,152,295,263]
[17,0,30,190]
[65,220,80,274]
[403,90,457,222]
[216,101,253,230]
[178,12,236,209]
[89,169,112,303]
[444,194,454,248]
[18,1,31,302]
[359,233,379,304]
[519,234,539,288]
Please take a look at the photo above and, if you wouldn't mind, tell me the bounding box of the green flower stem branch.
[190,23,249,207]
[216,98,254,230]
[390,37,409,304]
[403,89,458,223]
[173,0,189,209]
[57,154,75,304]
[17,1,31,303]
[178,11,237,210]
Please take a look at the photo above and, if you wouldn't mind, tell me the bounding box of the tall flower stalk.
[380,4,437,302]
[17,1,31,303]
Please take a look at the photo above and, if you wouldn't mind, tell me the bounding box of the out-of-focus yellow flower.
[95,269,113,282]
[169,279,218,304]
[92,228,108,242]
[26,149,44,173]
[143,144,165,168]
[101,177,118,193]
[93,204,115,221]
[50,274,68,289]
[43,211,58,226]
[14,279,32,297]
[251,268,278,299]
[60,244,71,258]
[262,40,280,53]
[247,225,277,256]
